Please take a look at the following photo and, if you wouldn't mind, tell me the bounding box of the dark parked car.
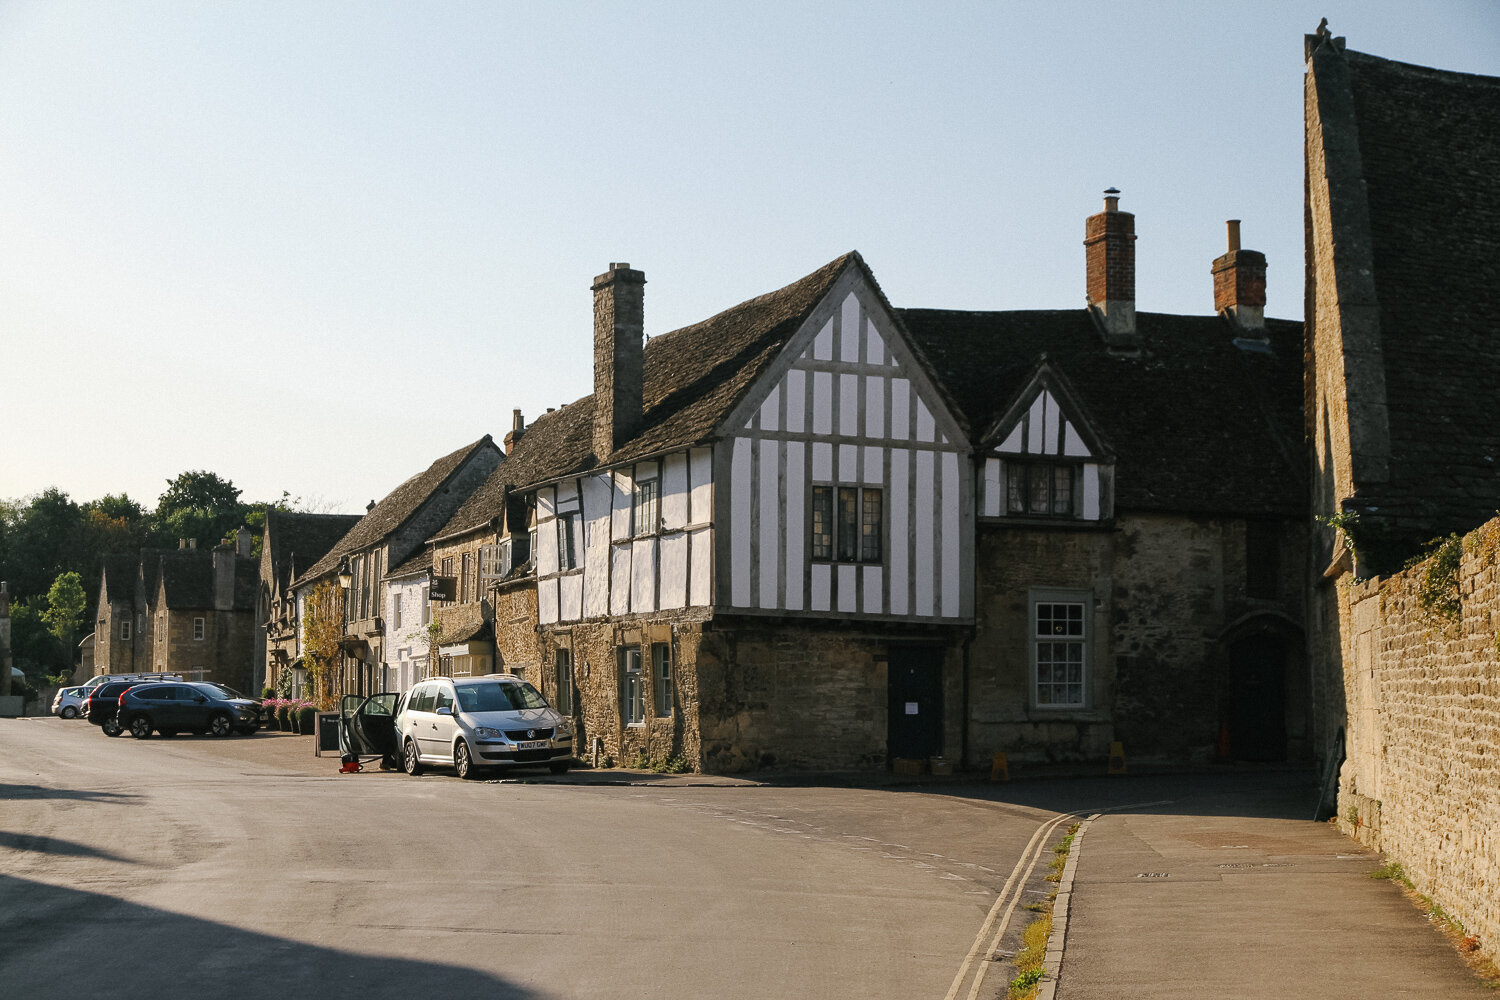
[81,681,138,737]
[117,682,260,738]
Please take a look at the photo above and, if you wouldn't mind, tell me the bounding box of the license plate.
[517,740,548,750]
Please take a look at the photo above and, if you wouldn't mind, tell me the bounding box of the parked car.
[81,681,139,737]
[117,682,260,738]
[80,672,183,694]
[394,675,573,779]
[51,686,86,719]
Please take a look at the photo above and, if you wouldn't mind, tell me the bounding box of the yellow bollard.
[1108,741,1127,774]
[990,751,1010,782]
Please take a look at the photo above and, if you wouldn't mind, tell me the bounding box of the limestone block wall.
[1337,519,1500,956]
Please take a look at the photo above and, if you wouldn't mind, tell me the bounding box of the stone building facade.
[259,509,360,695]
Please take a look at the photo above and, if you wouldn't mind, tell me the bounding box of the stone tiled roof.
[101,554,137,604]
[297,435,497,585]
[432,602,490,645]
[265,510,360,590]
[1340,48,1500,548]
[386,549,433,581]
[153,548,259,612]
[901,308,1305,517]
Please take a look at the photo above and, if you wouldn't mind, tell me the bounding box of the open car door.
[339,693,400,763]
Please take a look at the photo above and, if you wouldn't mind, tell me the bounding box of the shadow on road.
[0,874,542,1000]
[0,830,141,864]
[0,782,142,804]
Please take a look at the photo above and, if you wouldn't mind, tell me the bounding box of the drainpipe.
[960,628,973,771]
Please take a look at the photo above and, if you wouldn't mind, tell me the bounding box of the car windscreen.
[456,681,549,713]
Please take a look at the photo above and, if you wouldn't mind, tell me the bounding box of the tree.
[300,581,345,711]
[41,571,86,646]
[154,470,246,549]
[0,489,84,602]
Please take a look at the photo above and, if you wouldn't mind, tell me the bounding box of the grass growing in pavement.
[1007,823,1080,1000]
[1369,857,1500,987]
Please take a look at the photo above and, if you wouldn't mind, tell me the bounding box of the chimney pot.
[1226,219,1242,252]
[504,408,527,454]
[1212,221,1267,331]
[366,499,376,512]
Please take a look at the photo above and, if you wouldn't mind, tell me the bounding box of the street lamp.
[337,557,353,590]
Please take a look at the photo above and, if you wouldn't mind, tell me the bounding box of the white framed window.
[1030,590,1088,708]
[120,619,132,642]
[392,595,403,630]
[652,642,672,716]
[192,617,205,641]
[620,646,644,725]
[557,512,579,570]
[632,477,659,537]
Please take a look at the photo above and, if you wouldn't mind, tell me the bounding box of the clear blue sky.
[2,2,1497,515]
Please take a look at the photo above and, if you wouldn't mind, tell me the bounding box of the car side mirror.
[195,697,207,703]
[435,706,452,716]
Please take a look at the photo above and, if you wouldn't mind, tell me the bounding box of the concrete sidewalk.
[1049,787,1491,999]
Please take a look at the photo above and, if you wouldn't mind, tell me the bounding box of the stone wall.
[1335,519,1500,956]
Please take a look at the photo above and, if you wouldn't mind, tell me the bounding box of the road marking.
[943,810,1075,1000]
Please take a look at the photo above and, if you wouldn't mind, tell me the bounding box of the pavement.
[1044,774,1495,999]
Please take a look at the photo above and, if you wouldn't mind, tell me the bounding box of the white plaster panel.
[560,574,583,621]
[983,457,1002,517]
[1027,396,1045,453]
[538,578,559,625]
[837,564,857,613]
[731,437,752,607]
[610,543,632,616]
[889,449,909,615]
[660,531,688,609]
[689,448,713,524]
[661,452,689,530]
[785,369,806,433]
[1063,423,1089,457]
[634,460,658,482]
[840,293,861,362]
[759,438,780,609]
[631,538,656,612]
[759,384,780,432]
[1083,463,1100,520]
[811,563,831,612]
[556,480,578,505]
[611,470,633,540]
[689,528,712,606]
[784,441,804,611]
[863,446,882,485]
[862,566,883,615]
[891,379,911,440]
[583,473,613,617]
[839,444,857,483]
[812,442,833,482]
[916,399,935,443]
[537,487,556,521]
[1044,392,1061,455]
[865,376,884,438]
[813,318,833,360]
[537,506,559,576]
[998,425,1023,453]
[942,452,960,618]
[839,374,858,436]
[914,450,935,616]
[866,320,886,366]
[813,371,833,435]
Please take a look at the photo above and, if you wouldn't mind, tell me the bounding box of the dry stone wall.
[1336,518,1500,956]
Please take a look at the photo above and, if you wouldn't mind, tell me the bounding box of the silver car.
[394,675,573,780]
[51,686,85,719]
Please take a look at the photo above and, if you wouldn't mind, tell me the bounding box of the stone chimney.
[592,262,646,459]
[213,542,235,611]
[235,527,253,558]
[1084,188,1137,347]
[1211,220,1267,333]
[366,500,376,513]
[504,408,526,454]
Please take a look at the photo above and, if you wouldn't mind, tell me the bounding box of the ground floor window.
[620,647,644,725]
[1031,591,1088,707]
[555,649,573,715]
[652,642,672,716]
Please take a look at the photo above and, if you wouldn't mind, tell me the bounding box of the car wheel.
[102,716,124,738]
[402,738,424,776]
[208,712,234,738]
[129,716,153,739]
[60,706,77,720]
[548,760,571,775]
[455,741,479,780]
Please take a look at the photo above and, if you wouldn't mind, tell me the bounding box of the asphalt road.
[1,718,1080,1000]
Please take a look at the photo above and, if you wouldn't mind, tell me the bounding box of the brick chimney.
[503,408,526,454]
[1084,188,1137,347]
[592,262,646,459]
[1211,220,1267,333]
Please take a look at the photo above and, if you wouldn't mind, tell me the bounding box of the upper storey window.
[811,485,883,562]
[1007,461,1076,517]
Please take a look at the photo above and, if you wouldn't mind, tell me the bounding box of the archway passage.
[1227,631,1287,762]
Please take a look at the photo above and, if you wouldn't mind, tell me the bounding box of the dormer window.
[1006,461,1076,517]
[982,373,1111,522]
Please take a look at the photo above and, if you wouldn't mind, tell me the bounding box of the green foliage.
[41,571,86,644]
[1370,861,1407,883]
[1412,534,1463,624]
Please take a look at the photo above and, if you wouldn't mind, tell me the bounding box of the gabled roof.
[100,554,138,604]
[1310,40,1500,554]
[153,548,259,612]
[386,548,433,581]
[264,509,360,588]
[901,308,1304,517]
[297,435,498,586]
